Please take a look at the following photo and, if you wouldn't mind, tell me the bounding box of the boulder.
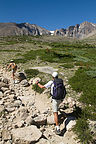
[0,82,9,88]
[28,78,34,85]
[1,87,9,92]
[14,80,20,84]
[4,90,11,96]
[67,97,74,103]
[89,120,96,135]
[16,108,29,121]
[36,138,50,144]
[41,108,51,115]
[47,115,55,125]
[11,125,42,144]
[14,120,25,128]
[66,97,76,108]
[6,107,15,113]
[20,79,29,87]
[13,99,22,107]
[66,120,76,131]
[64,116,76,131]
[2,78,9,84]
[32,77,41,85]
[15,72,26,81]
[69,100,76,108]
[0,100,3,105]
[33,114,47,126]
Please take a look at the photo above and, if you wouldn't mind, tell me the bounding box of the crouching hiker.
[36,72,66,135]
[7,60,17,83]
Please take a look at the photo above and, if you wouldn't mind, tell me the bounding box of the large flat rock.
[11,125,42,144]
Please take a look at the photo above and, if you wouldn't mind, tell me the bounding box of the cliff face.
[54,22,96,38]
[0,23,51,36]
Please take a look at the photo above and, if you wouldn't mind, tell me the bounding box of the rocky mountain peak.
[54,21,96,38]
[79,21,96,28]
[0,22,50,36]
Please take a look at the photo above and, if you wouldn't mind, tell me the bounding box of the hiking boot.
[55,128,61,135]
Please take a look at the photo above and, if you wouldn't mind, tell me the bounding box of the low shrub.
[73,118,93,144]
[60,63,74,68]
[13,58,27,64]
[22,49,75,63]
[69,67,96,106]
[24,69,39,79]
[0,49,20,52]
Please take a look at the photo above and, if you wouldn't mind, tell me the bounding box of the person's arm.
[36,80,53,89]
[36,81,45,89]
[7,63,11,69]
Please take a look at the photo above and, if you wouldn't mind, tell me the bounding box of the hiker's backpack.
[52,78,66,100]
[12,63,17,71]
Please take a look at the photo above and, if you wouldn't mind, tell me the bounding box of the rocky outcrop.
[54,21,96,38]
[77,21,96,38]
[0,22,51,36]
[54,28,66,36]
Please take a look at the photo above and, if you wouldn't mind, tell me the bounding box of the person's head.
[10,60,14,63]
[52,72,58,79]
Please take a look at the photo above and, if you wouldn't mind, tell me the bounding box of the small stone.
[6,107,15,113]
[2,129,11,141]
[14,120,25,128]
[2,78,9,84]
[13,99,22,107]
[25,116,34,126]
[0,105,5,113]
[0,91,3,98]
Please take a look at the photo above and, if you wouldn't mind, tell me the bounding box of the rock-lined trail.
[0,65,81,144]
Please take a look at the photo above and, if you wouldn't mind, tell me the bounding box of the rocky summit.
[54,21,96,38]
[0,23,51,36]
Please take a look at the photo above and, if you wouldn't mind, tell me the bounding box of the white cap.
[52,72,58,78]
[10,59,14,62]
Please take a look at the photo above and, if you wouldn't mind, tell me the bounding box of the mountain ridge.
[0,22,51,36]
[54,21,96,38]
[0,21,96,38]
